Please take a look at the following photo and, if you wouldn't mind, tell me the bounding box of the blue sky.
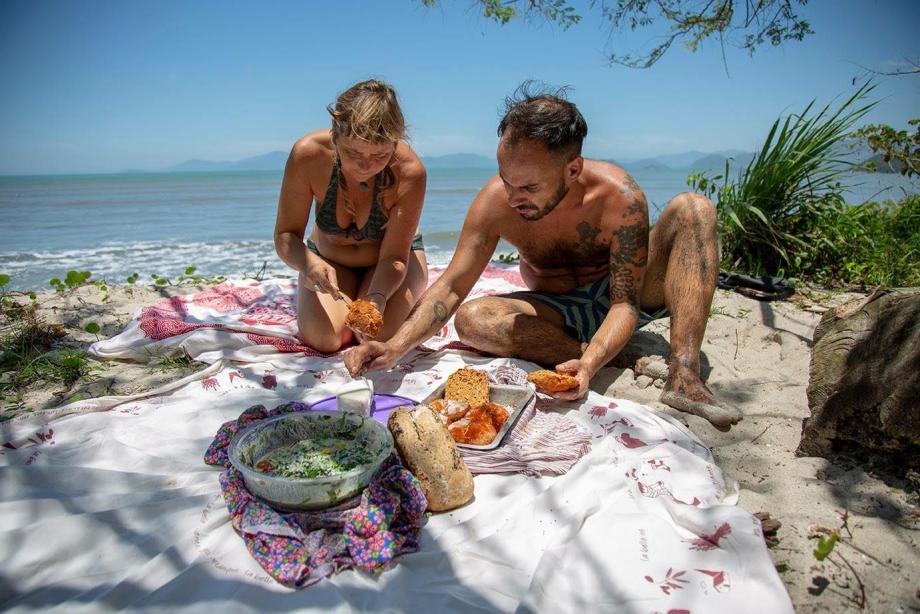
[0,0,917,175]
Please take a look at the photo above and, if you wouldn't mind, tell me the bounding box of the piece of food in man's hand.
[346,299,383,338]
[444,367,490,407]
[388,404,474,512]
[448,415,498,446]
[527,369,580,393]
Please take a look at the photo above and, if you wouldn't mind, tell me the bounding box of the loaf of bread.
[527,369,579,393]
[444,367,489,407]
[387,404,474,512]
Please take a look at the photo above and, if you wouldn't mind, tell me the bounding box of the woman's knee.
[297,319,347,353]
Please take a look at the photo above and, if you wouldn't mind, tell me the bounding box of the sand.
[3,282,918,612]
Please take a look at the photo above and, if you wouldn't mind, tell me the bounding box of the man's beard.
[518,180,569,221]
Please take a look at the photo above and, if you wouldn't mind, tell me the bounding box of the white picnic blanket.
[0,265,793,612]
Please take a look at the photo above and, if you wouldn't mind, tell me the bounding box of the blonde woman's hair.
[327,79,406,219]
[328,79,406,144]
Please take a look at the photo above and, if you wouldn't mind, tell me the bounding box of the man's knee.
[672,192,717,230]
[454,299,487,336]
[455,298,507,341]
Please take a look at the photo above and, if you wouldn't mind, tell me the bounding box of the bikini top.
[314,156,387,242]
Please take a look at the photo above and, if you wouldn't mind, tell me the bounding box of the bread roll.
[387,405,474,512]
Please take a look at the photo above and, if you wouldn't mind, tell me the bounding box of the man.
[345,85,741,428]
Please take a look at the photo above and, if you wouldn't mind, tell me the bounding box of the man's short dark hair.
[497,81,588,159]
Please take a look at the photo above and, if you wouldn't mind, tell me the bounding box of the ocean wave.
[0,238,457,290]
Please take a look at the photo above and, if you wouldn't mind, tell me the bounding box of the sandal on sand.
[660,391,743,428]
[717,271,795,301]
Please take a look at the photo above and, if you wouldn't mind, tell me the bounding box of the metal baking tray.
[420,383,535,451]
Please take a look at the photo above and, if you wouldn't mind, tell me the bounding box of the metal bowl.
[227,411,394,510]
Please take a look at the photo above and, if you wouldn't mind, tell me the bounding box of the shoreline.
[2,279,918,611]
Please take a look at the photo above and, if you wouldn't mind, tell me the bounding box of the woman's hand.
[304,258,343,300]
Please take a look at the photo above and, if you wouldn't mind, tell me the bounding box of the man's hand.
[549,359,591,401]
[344,341,399,377]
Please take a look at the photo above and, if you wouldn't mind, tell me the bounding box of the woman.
[274,79,428,353]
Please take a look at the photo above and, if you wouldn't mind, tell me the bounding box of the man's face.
[497,138,574,221]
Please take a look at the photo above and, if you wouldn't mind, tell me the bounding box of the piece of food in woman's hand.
[527,369,580,393]
[448,414,498,446]
[388,404,474,512]
[444,367,490,407]
[346,299,383,338]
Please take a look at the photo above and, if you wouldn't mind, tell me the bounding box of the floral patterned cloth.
[204,402,428,587]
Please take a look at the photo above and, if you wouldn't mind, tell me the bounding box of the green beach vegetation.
[688,83,920,288]
[0,265,226,417]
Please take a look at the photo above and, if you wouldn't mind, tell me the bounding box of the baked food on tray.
[444,367,489,407]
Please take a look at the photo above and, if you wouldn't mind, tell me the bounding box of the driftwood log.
[797,288,920,471]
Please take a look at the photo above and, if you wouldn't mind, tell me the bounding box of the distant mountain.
[422,153,495,169]
[613,159,672,172]
[168,151,496,172]
[162,147,902,176]
[615,150,756,174]
[687,152,756,173]
[168,150,287,172]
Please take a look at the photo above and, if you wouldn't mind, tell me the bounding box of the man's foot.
[660,371,741,429]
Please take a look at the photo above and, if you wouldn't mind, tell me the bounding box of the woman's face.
[336,135,396,180]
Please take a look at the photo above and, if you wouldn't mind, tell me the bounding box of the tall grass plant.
[690,82,882,281]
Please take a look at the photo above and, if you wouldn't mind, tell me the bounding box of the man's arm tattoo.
[609,267,639,305]
[611,224,648,267]
[621,175,648,219]
[609,221,649,306]
[431,301,448,325]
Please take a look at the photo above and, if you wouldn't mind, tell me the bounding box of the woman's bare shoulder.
[290,130,334,164]
[392,142,426,181]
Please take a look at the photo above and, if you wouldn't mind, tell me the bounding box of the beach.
[3,277,918,611]
[2,168,918,610]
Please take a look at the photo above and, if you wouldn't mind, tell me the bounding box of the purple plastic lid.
[308,393,417,425]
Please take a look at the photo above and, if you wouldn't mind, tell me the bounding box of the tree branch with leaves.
[421,0,813,67]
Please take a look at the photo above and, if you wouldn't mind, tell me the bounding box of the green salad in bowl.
[228,411,394,510]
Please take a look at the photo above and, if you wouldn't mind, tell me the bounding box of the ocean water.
[0,167,914,290]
